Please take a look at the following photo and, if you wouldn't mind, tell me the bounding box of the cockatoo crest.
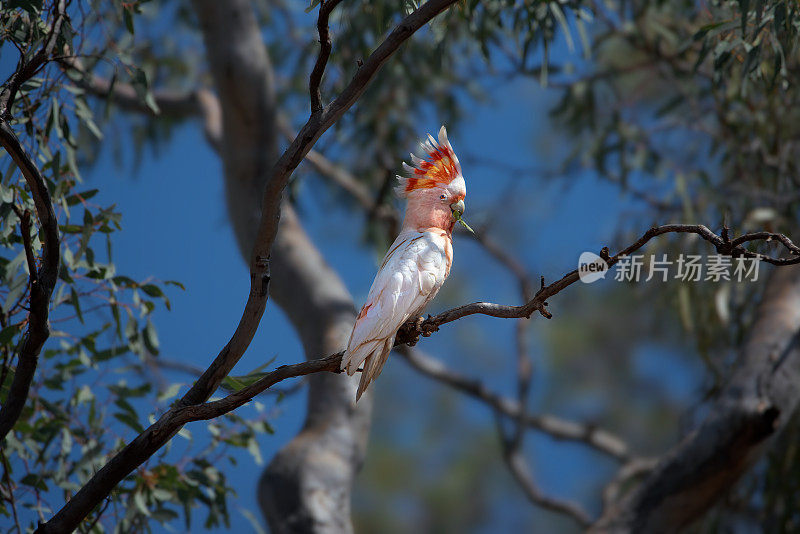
[395,126,462,197]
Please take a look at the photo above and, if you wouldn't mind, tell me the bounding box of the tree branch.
[0,0,69,119]
[497,425,593,528]
[143,354,307,397]
[601,457,659,512]
[309,0,345,113]
[277,114,390,217]
[0,129,60,443]
[397,346,631,460]
[0,1,66,441]
[59,57,223,149]
[397,224,800,345]
[65,64,197,116]
[471,228,536,300]
[510,320,533,448]
[165,354,344,423]
[492,320,594,529]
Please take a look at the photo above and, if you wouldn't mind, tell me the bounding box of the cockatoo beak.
[450,199,474,234]
[450,199,465,217]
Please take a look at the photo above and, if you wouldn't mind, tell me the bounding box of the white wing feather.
[342,230,449,398]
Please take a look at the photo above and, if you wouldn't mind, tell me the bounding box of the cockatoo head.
[396,126,467,232]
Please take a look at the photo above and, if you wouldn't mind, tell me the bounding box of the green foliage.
[550,0,800,222]
[0,2,277,532]
[541,0,800,359]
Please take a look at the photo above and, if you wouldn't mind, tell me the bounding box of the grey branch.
[59,57,223,149]
[494,315,586,525]
[397,346,631,460]
[499,431,593,528]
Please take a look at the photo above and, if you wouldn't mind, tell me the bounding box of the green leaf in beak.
[453,210,475,234]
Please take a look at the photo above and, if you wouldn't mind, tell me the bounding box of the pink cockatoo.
[341,126,467,401]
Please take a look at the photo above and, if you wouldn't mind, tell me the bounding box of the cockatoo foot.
[420,314,438,337]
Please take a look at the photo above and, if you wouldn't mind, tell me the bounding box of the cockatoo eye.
[439,194,447,201]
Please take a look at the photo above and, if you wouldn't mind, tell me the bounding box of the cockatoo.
[341,126,467,401]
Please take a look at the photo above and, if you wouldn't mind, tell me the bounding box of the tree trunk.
[259,205,371,534]
[192,1,371,532]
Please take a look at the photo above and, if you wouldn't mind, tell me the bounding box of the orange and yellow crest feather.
[396,126,461,197]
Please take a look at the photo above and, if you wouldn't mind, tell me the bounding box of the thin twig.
[81,497,110,534]
[59,57,223,149]
[277,113,397,223]
[469,228,535,300]
[169,354,342,421]
[491,317,592,528]
[0,0,70,119]
[59,56,202,118]
[309,0,345,113]
[0,448,21,533]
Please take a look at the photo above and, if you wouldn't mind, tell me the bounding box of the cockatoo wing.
[342,229,450,399]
